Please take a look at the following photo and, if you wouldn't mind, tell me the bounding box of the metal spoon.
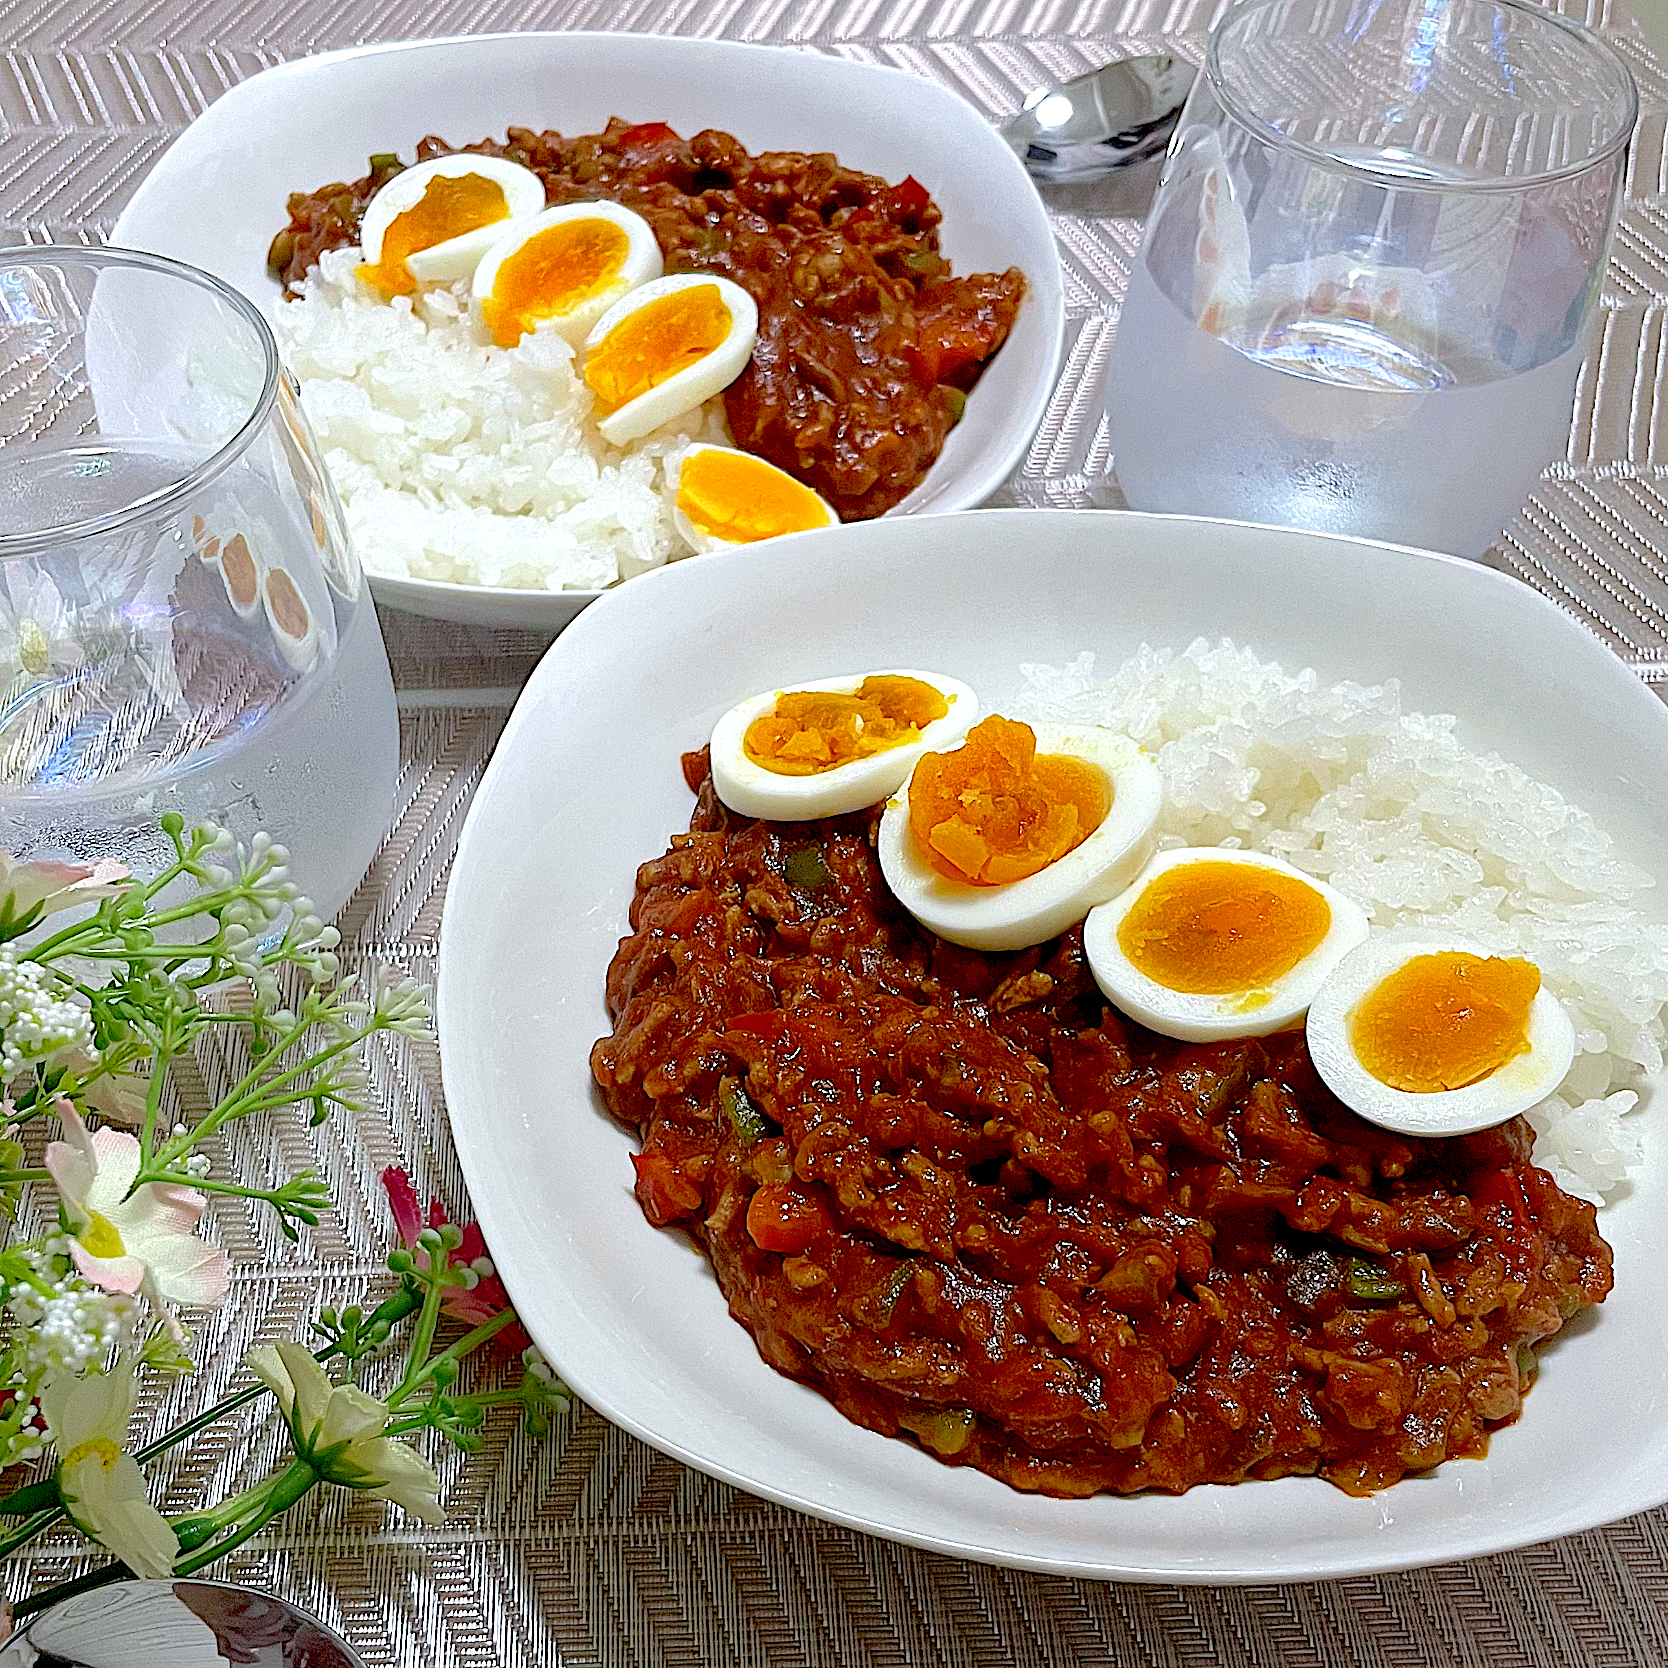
[0,1579,365,1667]
[1002,56,1197,183]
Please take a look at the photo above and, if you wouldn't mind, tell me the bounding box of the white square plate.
[111,33,1064,627]
[437,507,1668,1583]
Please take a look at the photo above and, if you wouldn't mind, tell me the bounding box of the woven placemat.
[5,1,1668,1662]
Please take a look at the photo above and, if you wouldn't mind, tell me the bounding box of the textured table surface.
[6,1,1668,1663]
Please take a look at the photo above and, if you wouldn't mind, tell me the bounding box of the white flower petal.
[274,1340,338,1438]
[61,1452,178,1578]
[315,1382,388,1453]
[360,1437,446,1523]
[244,1345,296,1416]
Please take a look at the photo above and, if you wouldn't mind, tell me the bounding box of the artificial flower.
[0,851,129,934]
[44,1101,229,1334]
[243,1340,444,1522]
[38,1358,178,1578]
[0,951,95,1077]
[382,1168,528,1353]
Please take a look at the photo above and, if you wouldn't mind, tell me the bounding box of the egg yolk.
[908,715,1109,887]
[678,450,832,543]
[220,533,259,610]
[265,567,311,641]
[358,173,512,298]
[744,677,948,777]
[480,219,631,347]
[585,285,732,412]
[1350,952,1539,1093]
[1116,861,1331,994]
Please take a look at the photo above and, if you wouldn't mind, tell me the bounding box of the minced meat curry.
[270,120,1025,520]
[591,751,1612,1497]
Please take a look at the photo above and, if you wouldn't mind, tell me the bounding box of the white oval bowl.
[111,32,1064,628]
[438,507,1668,1582]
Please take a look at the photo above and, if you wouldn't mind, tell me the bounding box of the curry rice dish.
[591,751,1612,1498]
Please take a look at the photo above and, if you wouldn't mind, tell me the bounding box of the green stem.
[171,1460,317,1577]
[141,1053,170,1168]
[171,1467,294,1552]
[146,1173,297,1208]
[10,1558,130,1621]
[143,1032,361,1174]
[0,1169,49,1186]
[0,1480,57,1517]
[0,1505,67,1561]
[383,1383,534,1433]
[390,1307,517,1408]
[17,850,197,964]
[396,1273,448,1395]
[135,1384,269,1468]
[39,945,223,963]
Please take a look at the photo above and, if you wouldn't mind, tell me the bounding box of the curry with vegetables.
[590,751,1612,1497]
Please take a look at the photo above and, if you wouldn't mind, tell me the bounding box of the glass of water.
[1106,0,1637,557]
[0,246,399,918]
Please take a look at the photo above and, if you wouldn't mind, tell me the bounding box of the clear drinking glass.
[0,247,399,918]
[1106,0,1638,557]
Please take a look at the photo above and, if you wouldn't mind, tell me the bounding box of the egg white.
[878,722,1163,954]
[584,274,758,445]
[470,201,663,345]
[361,155,546,286]
[711,671,977,822]
[1083,847,1369,1041]
[1305,937,1576,1137]
[672,444,837,553]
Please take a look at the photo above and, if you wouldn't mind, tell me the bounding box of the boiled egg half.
[1305,939,1576,1136]
[711,671,977,821]
[1083,847,1368,1041]
[206,529,263,620]
[262,564,320,674]
[358,155,546,296]
[583,274,758,445]
[673,445,837,552]
[471,201,663,347]
[878,714,1163,953]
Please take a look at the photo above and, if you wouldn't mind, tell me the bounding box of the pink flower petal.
[441,1290,501,1326]
[87,1128,141,1205]
[0,854,132,918]
[119,1181,207,1241]
[45,1101,99,1216]
[141,1234,229,1308]
[381,1168,423,1248]
[69,1243,145,1295]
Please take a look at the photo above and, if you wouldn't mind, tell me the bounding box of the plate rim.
[110,30,1066,627]
[438,507,1668,1582]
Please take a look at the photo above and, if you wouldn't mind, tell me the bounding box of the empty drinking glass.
[0,246,399,917]
[1106,0,1638,557]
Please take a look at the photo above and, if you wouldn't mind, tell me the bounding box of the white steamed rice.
[274,247,727,591]
[1017,638,1668,1204]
